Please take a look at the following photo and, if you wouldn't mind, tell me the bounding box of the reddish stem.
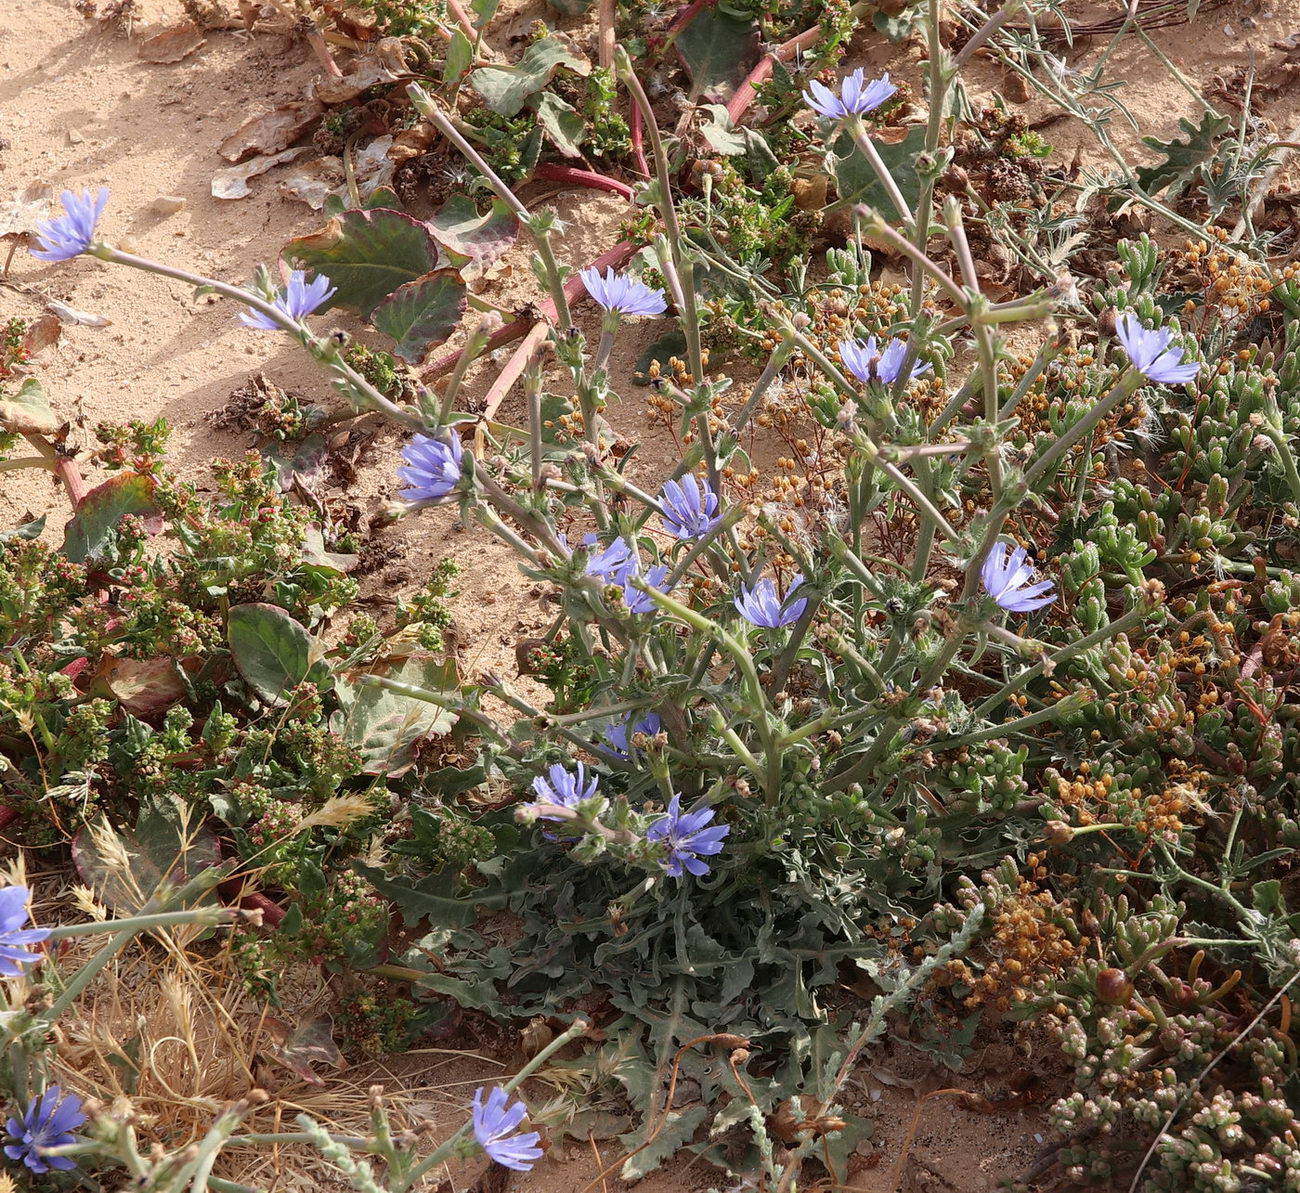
[423,238,638,382]
[726,23,823,124]
[628,103,651,178]
[55,456,89,506]
[533,164,635,201]
[240,890,287,928]
[0,806,18,833]
[666,0,711,35]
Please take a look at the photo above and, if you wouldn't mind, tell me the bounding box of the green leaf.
[337,655,459,775]
[469,36,590,117]
[619,1105,708,1180]
[371,270,468,363]
[674,8,760,100]
[833,125,926,212]
[532,91,586,157]
[354,862,505,929]
[0,377,59,435]
[71,802,221,914]
[227,602,321,705]
[0,513,47,542]
[427,194,518,276]
[444,30,473,86]
[62,473,158,565]
[1136,112,1231,198]
[283,208,441,317]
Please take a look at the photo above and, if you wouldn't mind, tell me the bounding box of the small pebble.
[154,195,187,215]
[66,129,84,144]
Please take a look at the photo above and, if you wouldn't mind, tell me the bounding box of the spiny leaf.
[371,270,468,363]
[1135,112,1232,199]
[283,207,440,317]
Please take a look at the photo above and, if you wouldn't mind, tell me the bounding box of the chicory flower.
[646,795,730,878]
[398,433,464,503]
[471,1086,543,1172]
[803,69,896,120]
[1114,312,1199,385]
[980,542,1057,613]
[660,475,721,540]
[838,336,930,386]
[3,1086,86,1174]
[239,269,336,331]
[30,187,108,261]
[735,573,807,629]
[0,885,50,977]
[530,762,598,821]
[579,267,667,318]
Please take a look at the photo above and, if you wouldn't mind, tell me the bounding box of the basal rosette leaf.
[370,270,468,364]
[283,208,441,317]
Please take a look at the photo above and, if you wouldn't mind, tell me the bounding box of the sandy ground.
[5,0,1300,1187]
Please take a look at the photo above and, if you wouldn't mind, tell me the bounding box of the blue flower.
[646,795,730,879]
[579,267,667,317]
[530,762,598,820]
[838,336,930,386]
[660,475,721,540]
[30,187,108,262]
[980,542,1056,614]
[735,573,807,628]
[603,711,662,758]
[4,1086,86,1174]
[623,563,671,614]
[1114,312,1199,385]
[239,269,337,331]
[583,534,636,584]
[0,885,51,977]
[802,69,896,120]
[398,433,463,503]
[471,1086,543,1172]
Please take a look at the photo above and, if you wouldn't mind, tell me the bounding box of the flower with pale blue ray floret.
[398,432,463,503]
[603,711,661,758]
[471,1086,543,1172]
[4,1086,86,1174]
[735,573,807,628]
[660,474,721,540]
[980,541,1057,614]
[838,336,930,386]
[530,762,598,821]
[583,534,636,584]
[30,187,108,262]
[623,563,671,614]
[646,795,730,878]
[803,69,896,120]
[0,885,50,977]
[1114,311,1199,385]
[579,267,667,317]
[240,269,337,331]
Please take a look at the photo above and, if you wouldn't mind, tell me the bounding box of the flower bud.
[1096,968,1134,1005]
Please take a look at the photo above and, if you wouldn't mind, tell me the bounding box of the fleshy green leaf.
[227,602,323,705]
[63,473,158,565]
[469,35,590,117]
[284,207,441,317]
[337,655,459,775]
[0,377,59,435]
[0,513,47,542]
[674,8,760,100]
[444,30,473,86]
[833,125,926,212]
[371,270,468,363]
[533,91,587,156]
[426,194,518,276]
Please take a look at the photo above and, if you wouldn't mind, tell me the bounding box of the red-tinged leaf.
[371,270,467,363]
[96,656,187,719]
[283,208,441,317]
[63,473,159,565]
[427,195,518,276]
[137,21,206,63]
